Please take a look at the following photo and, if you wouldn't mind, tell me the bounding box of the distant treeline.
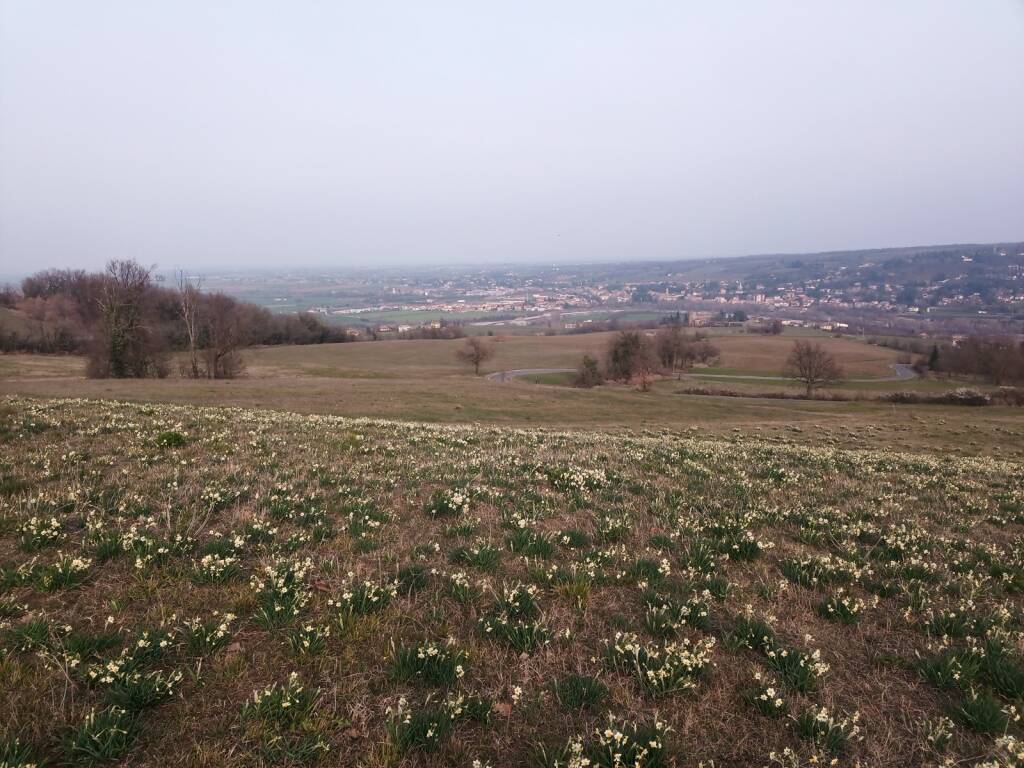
[0,259,352,377]
[928,336,1024,386]
[871,334,1024,385]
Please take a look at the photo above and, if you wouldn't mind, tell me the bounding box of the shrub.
[154,430,187,448]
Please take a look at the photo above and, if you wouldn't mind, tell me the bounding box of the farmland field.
[241,331,905,380]
[0,396,1023,767]
[1,330,1021,461]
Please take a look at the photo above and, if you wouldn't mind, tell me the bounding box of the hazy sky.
[1,2,1022,273]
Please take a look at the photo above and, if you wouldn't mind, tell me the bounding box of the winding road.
[486,363,916,384]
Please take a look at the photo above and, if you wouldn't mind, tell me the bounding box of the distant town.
[192,241,1024,340]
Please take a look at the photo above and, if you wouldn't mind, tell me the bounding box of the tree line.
[573,326,723,391]
[0,259,352,377]
[927,336,1024,386]
[571,330,846,397]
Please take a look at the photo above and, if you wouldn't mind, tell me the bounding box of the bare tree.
[455,336,494,375]
[655,324,686,371]
[200,292,246,378]
[785,340,843,396]
[656,325,721,374]
[177,271,202,378]
[88,259,167,378]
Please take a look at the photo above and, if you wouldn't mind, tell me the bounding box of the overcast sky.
[1,2,1022,273]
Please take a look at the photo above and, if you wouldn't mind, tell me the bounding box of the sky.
[1,2,1022,274]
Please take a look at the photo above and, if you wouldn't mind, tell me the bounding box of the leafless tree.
[654,326,720,374]
[950,336,1024,385]
[655,325,686,371]
[785,340,844,396]
[200,292,246,378]
[88,259,167,378]
[177,271,202,378]
[455,336,495,375]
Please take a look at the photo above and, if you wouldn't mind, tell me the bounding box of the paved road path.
[486,363,916,384]
[485,367,576,382]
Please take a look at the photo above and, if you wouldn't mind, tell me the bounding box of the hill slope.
[0,397,1022,766]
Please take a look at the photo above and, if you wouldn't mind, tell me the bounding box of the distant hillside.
[598,242,1024,283]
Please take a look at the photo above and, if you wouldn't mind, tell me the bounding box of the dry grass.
[242,330,901,379]
[0,396,1022,767]
[1,335,1020,460]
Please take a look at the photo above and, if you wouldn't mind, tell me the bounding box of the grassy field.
[0,397,1021,767]
[0,330,902,383]
[240,331,904,380]
[0,330,1020,460]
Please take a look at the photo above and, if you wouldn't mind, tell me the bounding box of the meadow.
[2,331,1021,462]
[1,396,1022,767]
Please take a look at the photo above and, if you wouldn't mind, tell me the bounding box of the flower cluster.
[329,573,399,624]
[250,557,313,627]
[425,488,472,517]
[17,515,64,550]
[606,632,716,694]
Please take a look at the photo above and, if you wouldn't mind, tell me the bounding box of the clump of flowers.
[605,632,715,695]
[386,696,453,754]
[817,589,872,624]
[65,706,137,765]
[744,670,787,717]
[779,554,864,588]
[595,511,632,543]
[17,515,64,551]
[478,583,551,653]
[794,705,861,754]
[425,488,472,518]
[445,571,484,603]
[391,637,468,686]
[244,672,317,728]
[193,553,241,583]
[549,466,607,499]
[923,715,954,751]
[329,573,399,627]
[250,558,313,628]
[179,613,235,655]
[107,668,184,710]
[538,714,670,768]
[286,624,331,656]
[643,590,710,636]
[36,554,92,591]
[764,644,830,693]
